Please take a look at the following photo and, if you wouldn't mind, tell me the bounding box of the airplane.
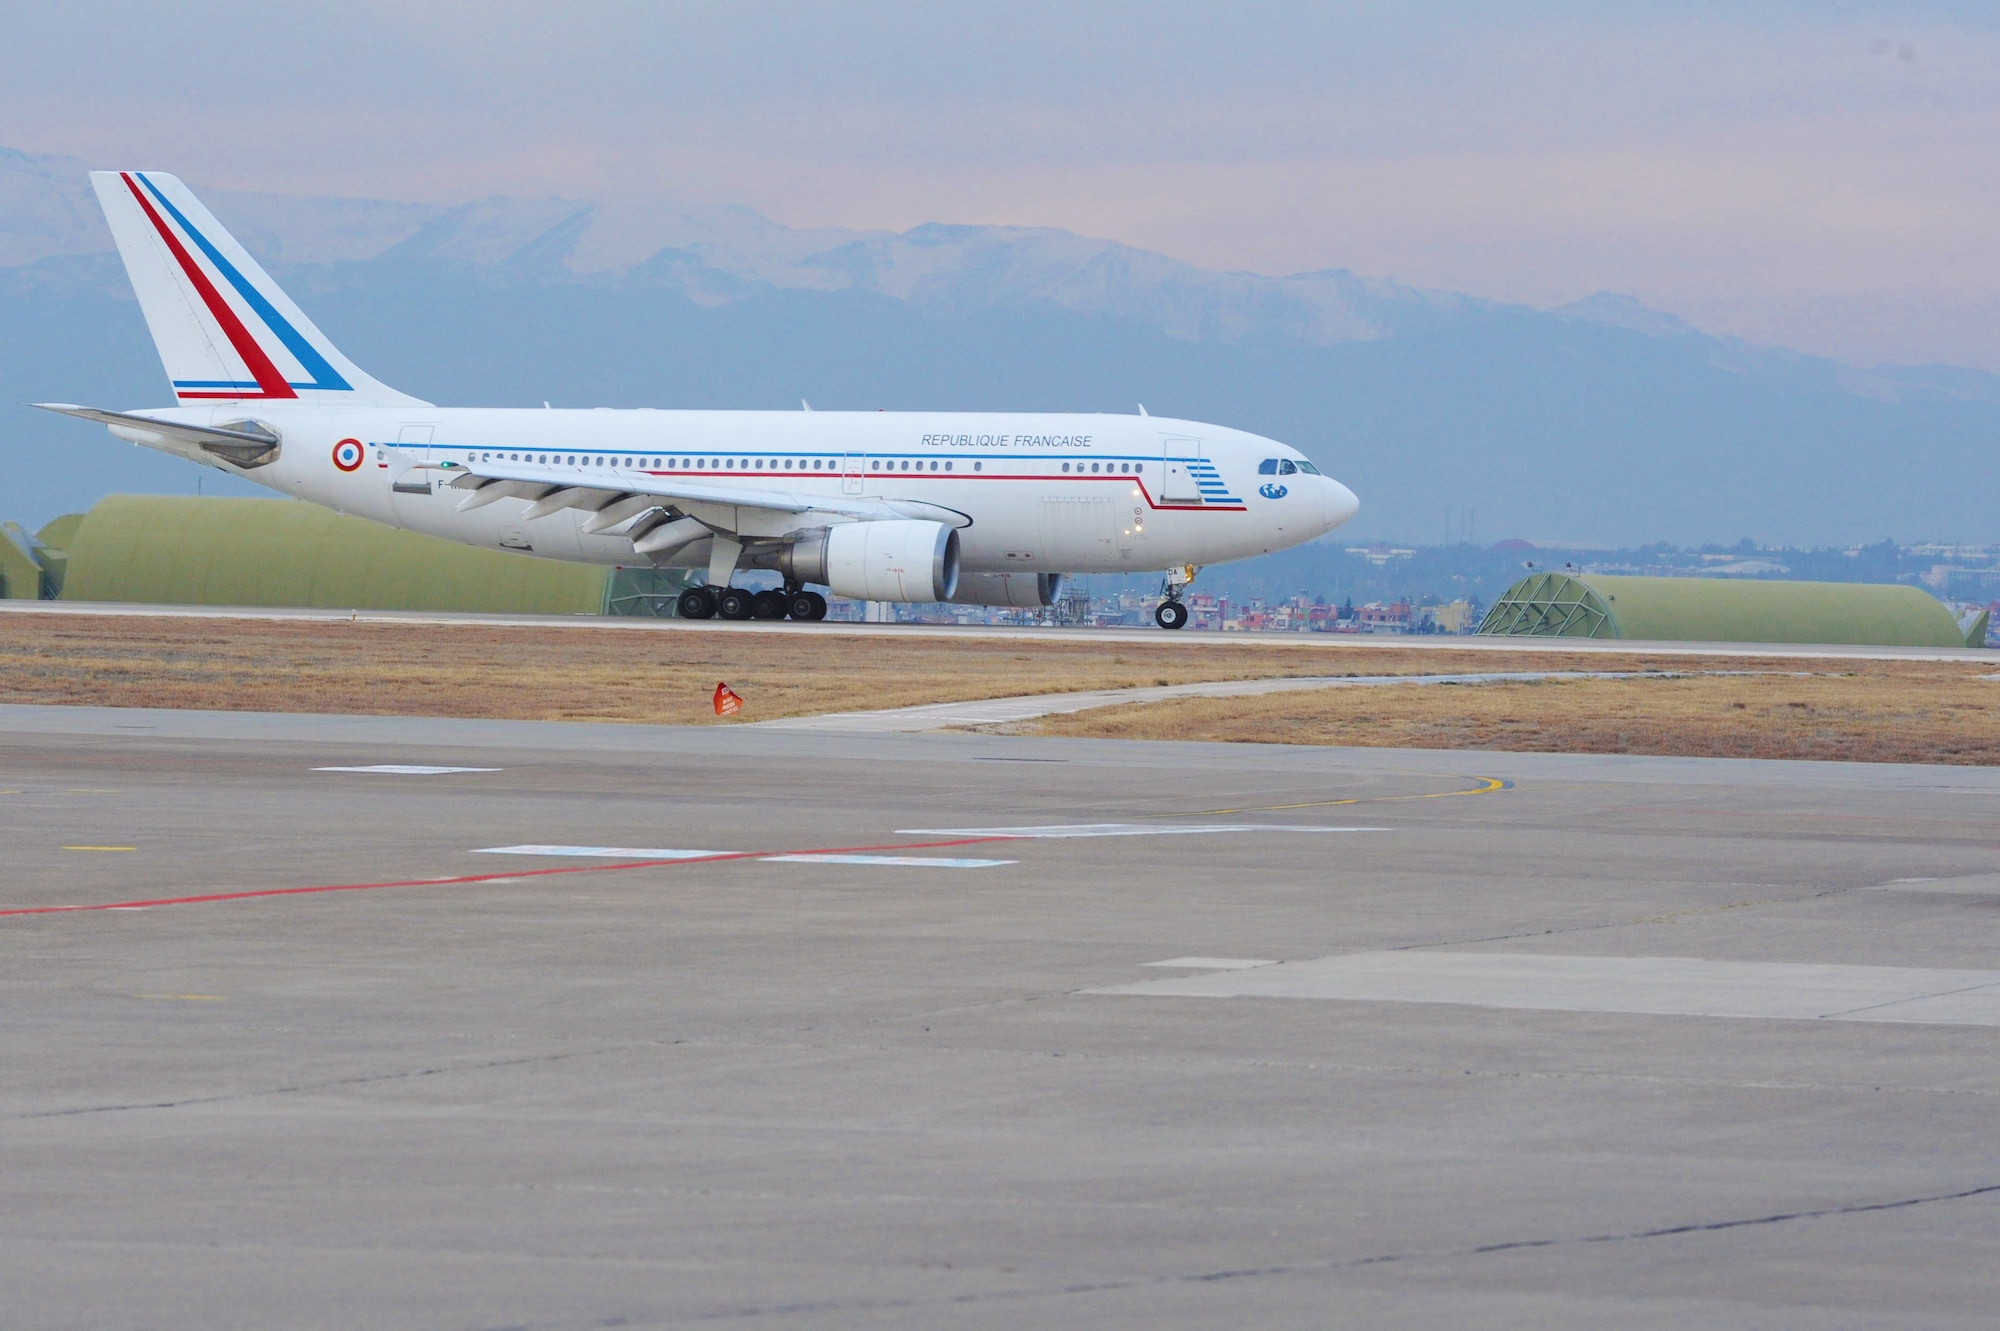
[37,171,1359,628]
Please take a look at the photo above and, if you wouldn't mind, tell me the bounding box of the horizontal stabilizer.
[33,403,283,468]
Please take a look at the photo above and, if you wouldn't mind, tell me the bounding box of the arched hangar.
[1477,572,1985,649]
[5,495,691,616]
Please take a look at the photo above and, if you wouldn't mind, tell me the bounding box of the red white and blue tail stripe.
[90,171,424,406]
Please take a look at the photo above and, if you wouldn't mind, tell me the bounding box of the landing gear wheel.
[789,590,828,621]
[717,587,755,620]
[1154,599,1189,630]
[750,589,789,620]
[678,586,717,620]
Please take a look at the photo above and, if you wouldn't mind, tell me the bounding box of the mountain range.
[3,145,1994,545]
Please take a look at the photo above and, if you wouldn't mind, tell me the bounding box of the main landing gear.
[677,586,828,621]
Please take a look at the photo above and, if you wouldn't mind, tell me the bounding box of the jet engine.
[947,571,1065,608]
[779,519,960,601]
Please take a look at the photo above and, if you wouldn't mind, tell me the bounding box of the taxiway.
[4,703,1998,1327]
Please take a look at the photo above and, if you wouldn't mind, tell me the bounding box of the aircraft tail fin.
[1963,606,1990,649]
[90,170,427,407]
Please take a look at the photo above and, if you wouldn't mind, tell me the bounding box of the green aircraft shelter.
[1478,571,1983,649]
[11,495,691,616]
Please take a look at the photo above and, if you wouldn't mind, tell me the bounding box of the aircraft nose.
[1322,476,1360,530]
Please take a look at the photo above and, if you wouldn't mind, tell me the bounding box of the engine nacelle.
[948,571,1066,608]
[780,520,961,602]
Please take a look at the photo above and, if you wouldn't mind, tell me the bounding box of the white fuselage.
[157,404,1359,577]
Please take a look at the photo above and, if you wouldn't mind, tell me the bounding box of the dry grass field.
[0,612,1613,726]
[1,613,1994,764]
[1025,663,2000,765]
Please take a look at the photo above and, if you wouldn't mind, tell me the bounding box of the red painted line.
[0,836,1015,919]
[121,173,295,401]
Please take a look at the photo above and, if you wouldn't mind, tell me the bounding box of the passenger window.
[1062,462,1071,473]
[944,460,952,471]
[1279,459,1297,474]
[930,460,939,471]
[974,461,982,472]
[1258,458,1278,474]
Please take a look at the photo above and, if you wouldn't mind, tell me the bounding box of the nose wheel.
[1154,599,1189,630]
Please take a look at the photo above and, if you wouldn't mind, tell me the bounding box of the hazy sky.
[8,1,1999,367]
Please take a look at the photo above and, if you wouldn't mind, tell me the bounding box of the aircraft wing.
[437,457,905,521]
[433,457,968,554]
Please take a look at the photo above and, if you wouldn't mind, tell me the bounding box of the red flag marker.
[713,682,743,717]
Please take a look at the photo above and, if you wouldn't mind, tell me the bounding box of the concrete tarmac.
[2,598,1990,663]
[4,703,2000,1328]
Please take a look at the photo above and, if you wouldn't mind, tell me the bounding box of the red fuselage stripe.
[121,173,296,401]
[606,470,1240,511]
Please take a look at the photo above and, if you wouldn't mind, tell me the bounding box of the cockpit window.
[1278,459,1297,475]
[1258,458,1280,474]
[1296,460,1321,474]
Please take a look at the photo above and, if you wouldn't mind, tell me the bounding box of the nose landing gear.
[1153,562,1199,630]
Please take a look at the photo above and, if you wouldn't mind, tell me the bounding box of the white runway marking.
[898,823,1390,839]
[315,765,500,775]
[1145,957,1278,970]
[1869,875,2000,895]
[475,845,726,859]
[759,854,1016,868]
[1090,951,2000,1028]
[473,845,1011,868]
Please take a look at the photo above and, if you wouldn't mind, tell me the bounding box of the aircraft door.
[391,424,435,496]
[1160,434,1203,503]
[1038,496,1117,566]
[841,452,865,495]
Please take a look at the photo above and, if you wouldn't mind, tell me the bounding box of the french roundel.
[332,438,365,472]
